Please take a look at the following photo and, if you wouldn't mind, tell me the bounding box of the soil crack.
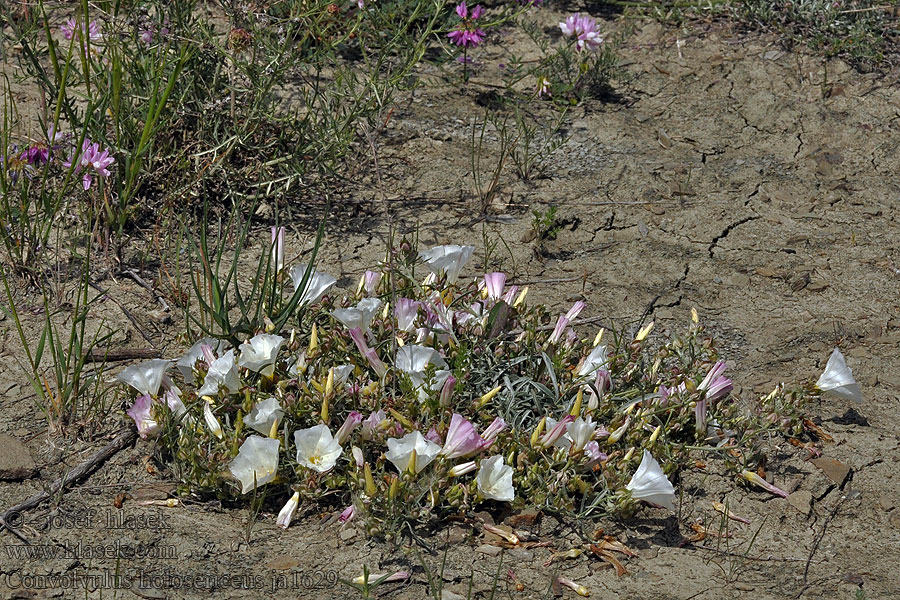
[708,216,760,257]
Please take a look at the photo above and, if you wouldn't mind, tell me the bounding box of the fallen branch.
[0,427,138,543]
[85,348,162,363]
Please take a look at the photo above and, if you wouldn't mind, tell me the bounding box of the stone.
[811,457,851,487]
[446,525,469,544]
[441,591,465,600]
[0,434,37,480]
[878,374,900,389]
[339,527,357,542]
[473,510,494,526]
[788,490,813,516]
[507,547,534,562]
[476,544,502,556]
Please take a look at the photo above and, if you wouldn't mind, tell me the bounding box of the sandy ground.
[1,10,899,600]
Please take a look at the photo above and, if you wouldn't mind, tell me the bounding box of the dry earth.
[1,9,899,600]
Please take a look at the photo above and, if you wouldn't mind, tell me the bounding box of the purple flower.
[448,2,486,48]
[22,145,50,166]
[61,18,102,42]
[559,14,603,52]
[64,138,115,190]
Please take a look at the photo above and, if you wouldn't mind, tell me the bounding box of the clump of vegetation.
[737,0,897,69]
[115,232,829,545]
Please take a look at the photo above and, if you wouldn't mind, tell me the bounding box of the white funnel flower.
[243,397,284,435]
[816,348,861,402]
[198,349,241,396]
[385,431,441,474]
[626,449,676,510]
[116,359,171,398]
[238,333,284,377]
[290,265,337,306]
[230,436,280,494]
[476,455,514,502]
[333,297,382,333]
[420,245,474,284]
[294,424,342,473]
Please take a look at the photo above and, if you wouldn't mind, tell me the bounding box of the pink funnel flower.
[481,417,506,441]
[483,272,507,300]
[699,361,732,402]
[559,14,603,51]
[565,300,586,321]
[548,316,569,344]
[335,411,363,444]
[363,270,381,296]
[338,504,356,524]
[395,298,419,332]
[440,413,490,459]
[360,410,387,440]
[439,374,457,406]
[540,415,574,447]
[127,395,159,439]
[349,327,387,377]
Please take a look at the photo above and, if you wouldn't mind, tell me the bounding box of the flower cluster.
[138,15,170,46]
[448,2,486,48]
[4,127,71,184]
[116,234,827,539]
[559,14,603,52]
[61,18,102,42]
[63,138,116,190]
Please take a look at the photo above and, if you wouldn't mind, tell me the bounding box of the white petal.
[203,402,224,439]
[290,266,337,306]
[385,431,441,474]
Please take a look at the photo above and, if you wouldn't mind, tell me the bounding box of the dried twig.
[0,427,138,543]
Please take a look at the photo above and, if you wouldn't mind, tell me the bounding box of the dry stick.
[85,348,162,363]
[88,280,157,347]
[121,268,171,312]
[0,427,138,544]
